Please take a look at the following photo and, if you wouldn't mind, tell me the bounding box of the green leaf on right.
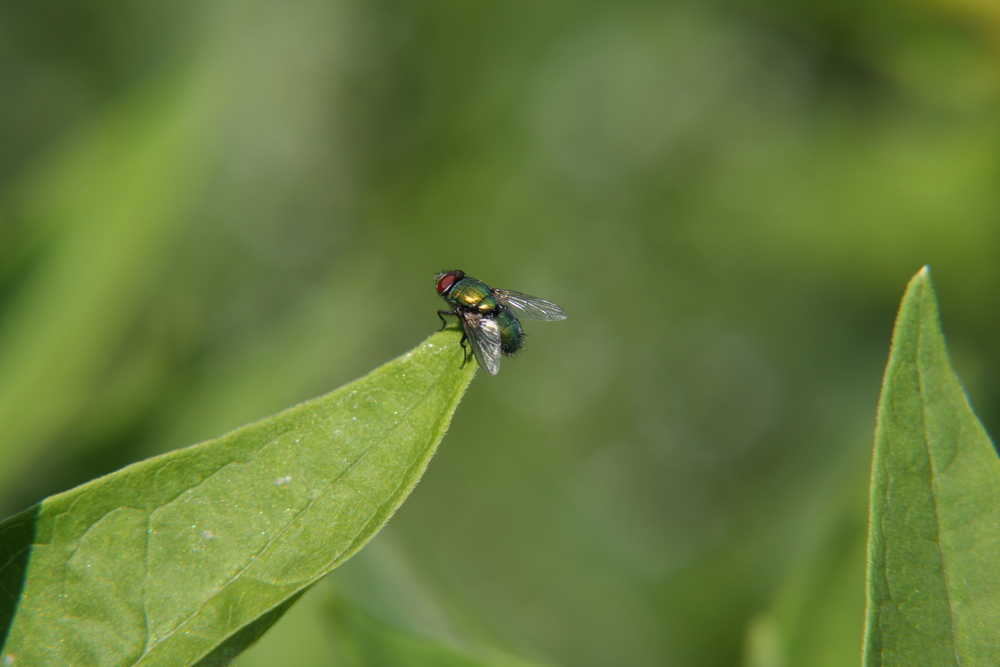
[864,267,1000,666]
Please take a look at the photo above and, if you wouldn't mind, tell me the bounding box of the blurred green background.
[2,0,999,665]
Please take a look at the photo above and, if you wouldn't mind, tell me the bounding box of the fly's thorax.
[494,307,523,354]
[449,278,498,313]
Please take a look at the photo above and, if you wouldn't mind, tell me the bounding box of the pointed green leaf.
[0,330,476,666]
[864,267,1000,666]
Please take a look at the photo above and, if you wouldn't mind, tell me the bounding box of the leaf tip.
[900,265,937,310]
[910,265,932,289]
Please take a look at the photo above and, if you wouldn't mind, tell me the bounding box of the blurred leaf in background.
[1,0,999,665]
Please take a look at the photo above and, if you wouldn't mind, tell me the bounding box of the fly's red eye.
[436,271,463,294]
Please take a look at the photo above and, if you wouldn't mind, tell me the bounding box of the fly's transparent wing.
[493,289,567,321]
[460,312,502,375]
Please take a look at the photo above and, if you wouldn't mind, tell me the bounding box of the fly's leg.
[438,310,470,368]
[437,310,457,330]
[458,329,470,368]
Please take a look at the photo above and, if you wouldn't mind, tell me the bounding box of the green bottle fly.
[435,270,566,375]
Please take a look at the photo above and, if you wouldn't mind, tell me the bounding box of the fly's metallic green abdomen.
[435,269,566,375]
[494,307,523,354]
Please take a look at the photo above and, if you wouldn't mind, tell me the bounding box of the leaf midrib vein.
[914,287,963,667]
